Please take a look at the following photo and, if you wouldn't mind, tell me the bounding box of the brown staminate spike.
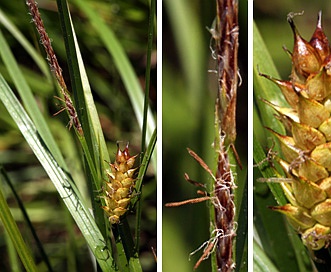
[215,0,239,147]
[26,0,83,135]
[261,12,331,253]
[214,0,238,270]
[166,0,240,270]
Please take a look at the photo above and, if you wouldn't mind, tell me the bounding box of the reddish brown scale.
[310,11,331,62]
[288,16,322,80]
[259,73,301,108]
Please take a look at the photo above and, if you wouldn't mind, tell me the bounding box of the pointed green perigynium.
[263,12,331,250]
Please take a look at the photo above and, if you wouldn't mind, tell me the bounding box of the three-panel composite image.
[1,0,331,271]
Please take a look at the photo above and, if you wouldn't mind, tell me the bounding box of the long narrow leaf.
[0,29,67,171]
[0,75,115,272]
[253,240,279,272]
[0,168,38,272]
[72,0,157,168]
[1,167,53,271]
[56,0,100,163]
[134,128,156,248]
[0,9,51,80]
[253,21,287,134]
[141,0,156,155]
[55,0,110,246]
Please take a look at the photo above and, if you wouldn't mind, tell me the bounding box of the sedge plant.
[0,0,156,271]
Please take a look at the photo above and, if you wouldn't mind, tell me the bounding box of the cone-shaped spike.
[261,12,331,251]
[102,144,138,224]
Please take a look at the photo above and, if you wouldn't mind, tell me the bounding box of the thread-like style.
[165,146,237,271]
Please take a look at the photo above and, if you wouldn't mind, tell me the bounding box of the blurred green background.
[162,0,247,271]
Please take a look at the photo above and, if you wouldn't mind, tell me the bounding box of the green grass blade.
[55,0,110,251]
[0,75,115,271]
[253,239,279,272]
[235,170,248,272]
[74,23,110,165]
[72,0,157,166]
[0,168,38,272]
[253,21,287,134]
[134,127,157,200]
[134,127,156,249]
[141,0,155,155]
[116,220,142,272]
[55,0,102,176]
[0,9,51,80]
[56,0,99,158]
[1,167,53,271]
[253,20,288,241]
[164,0,204,108]
[0,29,67,171]
[4,228,20,272]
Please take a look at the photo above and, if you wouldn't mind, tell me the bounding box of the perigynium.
[261,12,331,252]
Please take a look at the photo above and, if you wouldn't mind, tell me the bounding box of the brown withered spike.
[215,0,239,146]
[214,0,238,271]
[26,0,83,135]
